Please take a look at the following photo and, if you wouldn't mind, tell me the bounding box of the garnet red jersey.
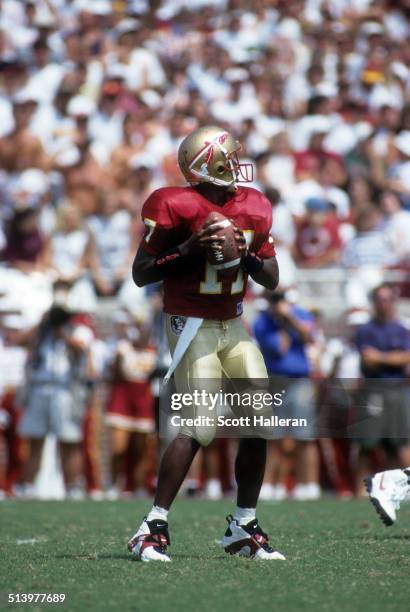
[139,186,276,320]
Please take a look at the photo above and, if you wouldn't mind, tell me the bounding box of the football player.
[365,469,410,526]
[127,126,285,561]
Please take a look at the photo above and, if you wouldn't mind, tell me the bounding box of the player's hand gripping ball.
[202,211,243,271]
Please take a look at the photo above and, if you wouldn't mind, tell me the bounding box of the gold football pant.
[166,315,268,446]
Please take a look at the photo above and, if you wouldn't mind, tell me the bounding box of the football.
[203,211,241,270]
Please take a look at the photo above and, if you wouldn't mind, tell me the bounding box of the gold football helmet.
[178,126,253,188]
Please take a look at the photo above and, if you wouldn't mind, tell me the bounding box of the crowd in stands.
[0,0,409,500]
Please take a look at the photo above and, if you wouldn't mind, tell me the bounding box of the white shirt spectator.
[211,90,261,126]
[127,47,166,90]
[88,111,124,156]
[0,334,27,393]
[271,203,296,248]
[26,64,66,105]
[322,186,350,219]
[29,333,86,385]
[342,230,393,268]
[187,64,229,101]
[87,210,131,282]
[382,209,410,261]
[0,96,14,138]
[264,153,295,197]
[30,104,76,155]
[50,229,89,278]
[389,161,410,191]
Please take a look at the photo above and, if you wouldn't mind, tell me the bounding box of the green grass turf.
[1,499,410,612]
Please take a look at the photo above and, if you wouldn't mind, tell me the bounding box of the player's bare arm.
[232,222,279,291]
[132,220,227,287]
[245,255,279,291]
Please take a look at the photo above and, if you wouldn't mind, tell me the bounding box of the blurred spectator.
[0,315,29,497]
[267,187,295,250]
[105,310,155,499]
[388,131,410,204]
[353,284,410,497]
[319,309,369,498]
[1,208,45,272]
[126,152,162,216]
[88,190,135,297]
[254,291,320,501]
[56,97,111,216]
[10,168,56,237]
[43,202,90,281]
[259,132,295,198]
[88,79,124,159]
[380,190,410,263]
[348,176,377,218]
[110,113,145,189]
[265,187,297,287]
[0,96,49,171]
[17,304,95,499]
[294,197,342,268]
[342,206,392,268]
[211,67,261,127]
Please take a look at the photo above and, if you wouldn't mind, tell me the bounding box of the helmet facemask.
[224,149,254,184]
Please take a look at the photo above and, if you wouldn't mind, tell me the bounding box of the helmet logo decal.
[204,143,214,165]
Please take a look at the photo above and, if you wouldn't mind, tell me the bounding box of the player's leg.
[221,435,284,561]
[236,437,266,508]
[219,319,285,560]
[127,434,201,562]
[153,434,200,508]
[219,326,268,506]
[153,320,221,507]
[128,318,222,562]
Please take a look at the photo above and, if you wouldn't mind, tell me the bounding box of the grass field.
[1,499,410,611]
